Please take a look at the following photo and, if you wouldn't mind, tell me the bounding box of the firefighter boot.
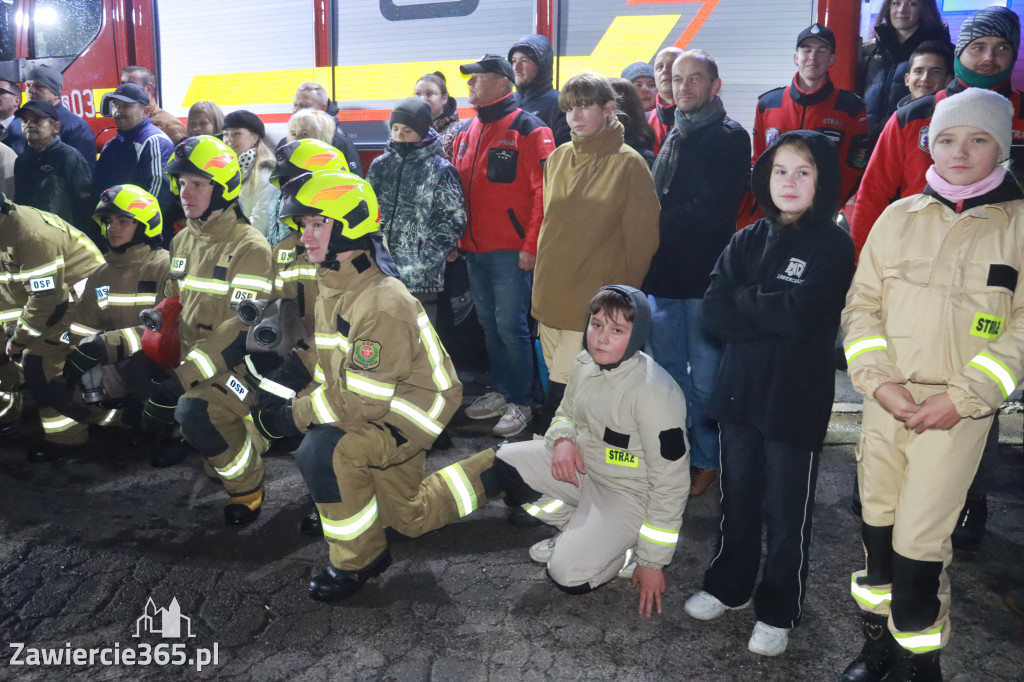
[307,549,392,602]
[224,488,264,526]
[840,613,898,681]
[300,505,323,536]
[879,649,942,682]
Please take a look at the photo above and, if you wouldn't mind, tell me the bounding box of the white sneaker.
[748,621,790,657]
[492,404,532,437]
[464,392,507,420]
[616,548,636,579]
[529,535,558,564]
[683,590,750,621]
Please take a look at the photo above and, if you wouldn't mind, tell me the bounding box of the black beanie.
[223,109,266,139]
[390,97,432,138]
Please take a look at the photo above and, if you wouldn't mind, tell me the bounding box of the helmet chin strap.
[196,186,228,222]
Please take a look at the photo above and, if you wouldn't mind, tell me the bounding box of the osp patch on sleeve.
[29,276,56,293]
[353,339,381,370]
[171,257,187,274]
[95,285,110,300]
[277,249,295,264]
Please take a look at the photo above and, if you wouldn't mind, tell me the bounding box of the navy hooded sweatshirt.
[703,130,855,450]
[508,34,571,147]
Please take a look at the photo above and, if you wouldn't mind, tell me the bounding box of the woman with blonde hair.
[287,108,336,145]
[187,100,224,137]
[221,109,279,236]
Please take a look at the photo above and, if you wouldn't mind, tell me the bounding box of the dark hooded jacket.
[508,34,571,147]
[857,21,952,141]
[703,130,855,450]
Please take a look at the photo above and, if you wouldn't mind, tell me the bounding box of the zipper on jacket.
[465,125,486,250]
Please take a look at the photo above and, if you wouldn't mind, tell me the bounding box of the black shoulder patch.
[603,427,630,449]
[834,89,866,119]
[896,94,936,128]
[138,280,157,293]
[336,314,350,336]
[212,265,228,282]
[758,87,786,112]
[659,427,687,462]
[352,253,371,273]
[988,264,1018,291]
[508,111,545,138]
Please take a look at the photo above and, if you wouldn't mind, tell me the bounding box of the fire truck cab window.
[0,0,15,62]
[31,0,101,59]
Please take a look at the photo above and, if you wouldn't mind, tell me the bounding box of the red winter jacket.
[753,75,869,205]
[850,80,1024,257]
[453,94,555,255]
[648,98,675,155]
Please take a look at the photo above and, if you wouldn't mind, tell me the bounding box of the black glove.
[253,402,301,440]
[255,351,312,409]
[63,336,108,386]
[141,374,185,433]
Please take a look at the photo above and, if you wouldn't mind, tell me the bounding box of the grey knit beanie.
[955,6,1020,59]
[929,88,1013,162]
[621,62,655,82]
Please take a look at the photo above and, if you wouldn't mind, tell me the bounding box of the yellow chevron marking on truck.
[180,14,681,107]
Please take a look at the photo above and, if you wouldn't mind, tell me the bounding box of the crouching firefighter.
[252,170,494,601]
[147,135,275,524]
[0,193,104,461]
[61,185,171,443]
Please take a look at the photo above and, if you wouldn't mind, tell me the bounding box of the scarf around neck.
[652,95,726,195]
[925,164,1007,203]
[238,147,257,178]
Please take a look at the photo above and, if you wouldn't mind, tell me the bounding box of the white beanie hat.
[929,88,1013,163]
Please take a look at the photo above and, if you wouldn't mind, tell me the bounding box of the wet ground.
[1,376,1022,681]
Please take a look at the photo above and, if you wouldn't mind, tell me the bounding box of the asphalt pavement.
[1,384,1022,681]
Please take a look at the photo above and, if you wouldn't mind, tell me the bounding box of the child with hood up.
[684,130,855,656]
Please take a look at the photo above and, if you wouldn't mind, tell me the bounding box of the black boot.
[950,495,987,550]
[150,438,193,468]
[300,505,323,536]
[852,474,863,516]
[879,648,942,682]
[840,613,897,681]
[308,549,392,602]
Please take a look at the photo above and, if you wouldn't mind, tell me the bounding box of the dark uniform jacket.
[704,131,855,450]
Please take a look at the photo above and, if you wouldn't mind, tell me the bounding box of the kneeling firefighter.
[252,170,495,601]
[0,194,104,461]
[145,135,275,525]
[61,185,171,444]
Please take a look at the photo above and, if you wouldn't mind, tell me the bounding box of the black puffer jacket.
[703,130,855,450]
[858,22,951,141]
[508,34,571,147]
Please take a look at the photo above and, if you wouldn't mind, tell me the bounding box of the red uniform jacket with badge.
[453,93,555,255]
[753,75,869,206]
[849,80,1024,258]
